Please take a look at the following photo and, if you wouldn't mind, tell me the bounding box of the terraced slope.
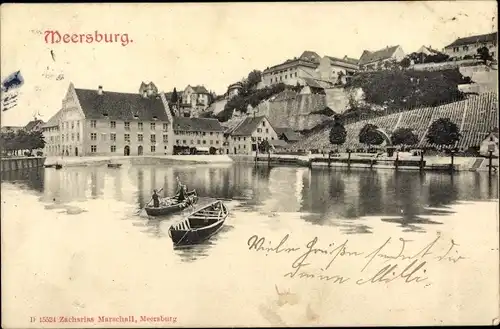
[293,92,498,151]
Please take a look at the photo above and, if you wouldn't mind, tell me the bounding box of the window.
[124,122,130,130]
[163,134,168,143]
[266,128,269,133]
[110,121,116,128]
[216,140,219,145]
[150,123,155,130]
[210,132,213,136]
[71,122,74,129]
[91,145,97,153]
[183,140,187,144]
[138,134,143,142]
[77,133,80,141]
[90,133,97,141]
[101,133,106,142]
[285,75,288,79]
[91,120,96,128]
[110,133,116,141]
[197,140,201,145]
[257,128,262,133]
[202,140,206,145]
[151,145,156,153]
[71,133,74,141]
[210,140,213,145]
[138,122,143,130]
[111,145,116,153]
[295,72,298,77]
[76,121,80,129]
[463,45,469,51]
[124,134,130,142]
[262,121,266,126]
[163,123,169,131]
[150,134,156,142]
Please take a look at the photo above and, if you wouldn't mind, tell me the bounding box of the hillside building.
[358,45,405,70]
[224,115,279,155]
[443,32,497,61]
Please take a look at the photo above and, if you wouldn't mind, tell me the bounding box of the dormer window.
[133,114,139,119]
[152,116,158,120]
[103,113,108,118]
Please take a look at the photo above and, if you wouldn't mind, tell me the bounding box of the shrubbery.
[345,68,468,109]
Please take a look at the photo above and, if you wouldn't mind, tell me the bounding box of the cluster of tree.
[1,130,46,155]
[400,52,451,68]
[328,117,460,150]
[216,83,288,122]
[345,68,468,110]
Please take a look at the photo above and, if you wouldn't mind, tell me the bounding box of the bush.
[346,68,467,109]
[426,118,461,149]
[391,127,419,146]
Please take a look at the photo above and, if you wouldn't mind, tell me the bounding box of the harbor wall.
[0,157,46,172]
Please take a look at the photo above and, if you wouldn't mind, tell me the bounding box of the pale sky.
[1,1,497,126]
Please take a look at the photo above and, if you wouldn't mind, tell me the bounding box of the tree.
[258,140,271,153]
[391,127,419,146]
[246,70,262,89]
[426,118,461,150]
[171,88,178,105]
[477,46,493,64]
[399,57,412,69]
[329,115,347,147]
[29,130,46,151]
[359,123,384,148]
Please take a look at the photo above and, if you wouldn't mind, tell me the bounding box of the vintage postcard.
[1,1,499,328]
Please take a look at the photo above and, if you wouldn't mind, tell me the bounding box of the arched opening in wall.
[124,145,130,156]
[138,145,143,156]
[75,147,78,156]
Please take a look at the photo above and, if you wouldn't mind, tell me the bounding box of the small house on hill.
[359,45,405,70]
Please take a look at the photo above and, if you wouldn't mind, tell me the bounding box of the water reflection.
[2,164,498,238]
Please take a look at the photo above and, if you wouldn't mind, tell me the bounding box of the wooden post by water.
[328,152,331,168]
[420,150,424,172]
[395,151,399,170]
[489,150,493,176]
[267,149,271,166]
[450,151,455,173]
[347,151,351,169]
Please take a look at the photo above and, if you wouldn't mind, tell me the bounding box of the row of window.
[231,136,275,142]
[176,139,220,145]
[269,72,298,83]
[451,43,491,53]
[90,120,168,131]
[91,145,160,153]
[174,131,221,136]
[90,133,168,143]
[61,121,80,130]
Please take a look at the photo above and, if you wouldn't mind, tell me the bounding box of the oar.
[137,188,163,214]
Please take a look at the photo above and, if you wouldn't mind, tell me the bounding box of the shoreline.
[43,155,234,167]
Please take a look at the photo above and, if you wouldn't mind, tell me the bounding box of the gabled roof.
[275,127,301,141]
[326,56,359,70]
[417,45,443,56]
[226,115,269,136]
[227,82,243,90]
[172,117,224,132]
[74,88,170,121]
[191,85,210,94]
[24,119,44,131]
[42,109,63,128]
[343,55,359,65]
[445,32,497,48]
[359,45,401,66]
[299,50,322,63]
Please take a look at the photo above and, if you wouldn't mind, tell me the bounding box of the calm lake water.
[2,163,499,326]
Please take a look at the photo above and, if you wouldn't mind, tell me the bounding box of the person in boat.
[175,177,188,202]
[152,189,160,208]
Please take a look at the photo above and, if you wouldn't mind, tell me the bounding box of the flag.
[1,71,24,92]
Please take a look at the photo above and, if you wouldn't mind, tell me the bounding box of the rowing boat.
[144,190,198,216]
[168,200,228,246]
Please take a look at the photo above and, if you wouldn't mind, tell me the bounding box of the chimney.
[97,85,103,95]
